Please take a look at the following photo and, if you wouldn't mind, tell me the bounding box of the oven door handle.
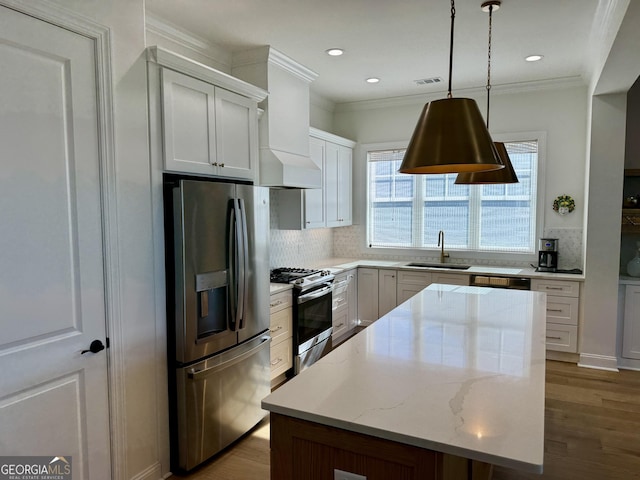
[297,284,333,305]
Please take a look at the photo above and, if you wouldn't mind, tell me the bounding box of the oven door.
[294,282,333,355]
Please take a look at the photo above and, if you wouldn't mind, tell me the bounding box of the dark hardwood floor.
[175,360,640,480]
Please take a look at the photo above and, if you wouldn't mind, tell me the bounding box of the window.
[367,140,539,253]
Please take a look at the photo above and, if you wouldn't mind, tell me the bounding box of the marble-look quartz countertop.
[310,257,584,281]
[262,284,547,473]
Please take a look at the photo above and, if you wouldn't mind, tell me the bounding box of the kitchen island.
[262,284,547,480]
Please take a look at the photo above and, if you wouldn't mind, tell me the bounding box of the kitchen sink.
[405,262,471,270]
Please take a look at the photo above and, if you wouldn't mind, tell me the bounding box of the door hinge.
[106,337,110,348]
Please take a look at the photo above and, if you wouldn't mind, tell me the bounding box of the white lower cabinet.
[432,272,470,286]
[531,279,580,353]
[332,269,357,343]
[622,284,640,359]
[397,271,432,304]
[269,290,293,383]
[378,270,397,318]
[357,268,379,326]
[396,270,470,304]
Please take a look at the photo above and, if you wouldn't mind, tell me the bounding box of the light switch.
[334,469,367,480]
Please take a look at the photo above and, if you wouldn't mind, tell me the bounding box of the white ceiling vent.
[414,77,443,86]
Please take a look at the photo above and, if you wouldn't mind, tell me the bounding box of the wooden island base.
[270,413,493,480]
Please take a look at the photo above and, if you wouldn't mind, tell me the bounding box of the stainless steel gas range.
[270,267,335,374]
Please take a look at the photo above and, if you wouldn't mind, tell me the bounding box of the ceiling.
[145,0,605,104]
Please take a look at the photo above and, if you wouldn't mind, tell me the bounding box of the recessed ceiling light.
[366,77,380,84]
[525,54,543,62]
[326,48,344,56]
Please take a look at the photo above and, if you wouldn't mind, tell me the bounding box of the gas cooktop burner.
[270,267,334,289]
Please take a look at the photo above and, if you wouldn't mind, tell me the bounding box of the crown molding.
[147,46,267,102]
[145,11,232,69]
[334,76,587,113]
[232,46,318,84]
[309,127,356,148]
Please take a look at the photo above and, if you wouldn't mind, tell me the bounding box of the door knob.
[81,339,105,355]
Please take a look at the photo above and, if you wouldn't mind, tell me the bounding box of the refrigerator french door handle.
[237,198,249,330]
[228,202,238,331]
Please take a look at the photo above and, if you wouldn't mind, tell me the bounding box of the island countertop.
[262,284,548,473]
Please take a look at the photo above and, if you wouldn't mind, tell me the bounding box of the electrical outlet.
[334,469,367,480]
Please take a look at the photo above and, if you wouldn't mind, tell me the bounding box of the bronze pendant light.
[398,0,504,174]
[455,0,519,184]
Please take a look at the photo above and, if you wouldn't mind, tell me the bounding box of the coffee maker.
[538,238,558,272]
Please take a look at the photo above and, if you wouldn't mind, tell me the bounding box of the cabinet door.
[325,141,341,227]
[623,285,640,359]
[214,87,257,181]
[378,270,397,317]
[397,284,426,305]
[357,268,379,326]
[346,271,358,330]
[162,68,217,174]
[305,136,326,228]
[397,270,431,304]
[336,145,352,226]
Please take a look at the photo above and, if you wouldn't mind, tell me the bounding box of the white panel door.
[0,6,111,477]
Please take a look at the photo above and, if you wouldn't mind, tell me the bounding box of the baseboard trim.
[546,350,579,363]
[578,353,620,371]
[130,462,163,480]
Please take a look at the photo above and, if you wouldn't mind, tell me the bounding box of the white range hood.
[232,46,321,189]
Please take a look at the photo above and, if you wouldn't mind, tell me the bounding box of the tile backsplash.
[269,189,584,270]
[269,190,333,267]
[333,224,584,270]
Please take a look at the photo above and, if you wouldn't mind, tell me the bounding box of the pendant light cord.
[486,4,493,128]
[447,0,456,99]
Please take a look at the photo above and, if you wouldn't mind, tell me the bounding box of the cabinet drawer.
[270,337,292,379]
[531,279,580,297]
[545,323,578,353]
[546,296,579,325]
[397,270,431,286]
[269,307,291,343]
[270,290,293,314]
[332,307,349,339]
[431,273,469,286]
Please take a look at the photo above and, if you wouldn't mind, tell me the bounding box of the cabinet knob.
[220,163,225,167]
[212,162,218,166]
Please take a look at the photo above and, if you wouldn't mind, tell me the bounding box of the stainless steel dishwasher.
[469,274,531,290]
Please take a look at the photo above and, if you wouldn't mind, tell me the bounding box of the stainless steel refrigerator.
[164,177,271,471]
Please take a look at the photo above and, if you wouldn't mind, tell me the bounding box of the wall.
[331,84,588,269]
[43,1,168,478]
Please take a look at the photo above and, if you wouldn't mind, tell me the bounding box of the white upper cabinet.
[148,47,266,181]
[277,128,355,229]
[161,69,217,174]
[325,142,353,227]
[304,136,326,228]
[214,87,258,180]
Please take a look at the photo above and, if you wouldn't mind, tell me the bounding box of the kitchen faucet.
[438,230,449,264]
